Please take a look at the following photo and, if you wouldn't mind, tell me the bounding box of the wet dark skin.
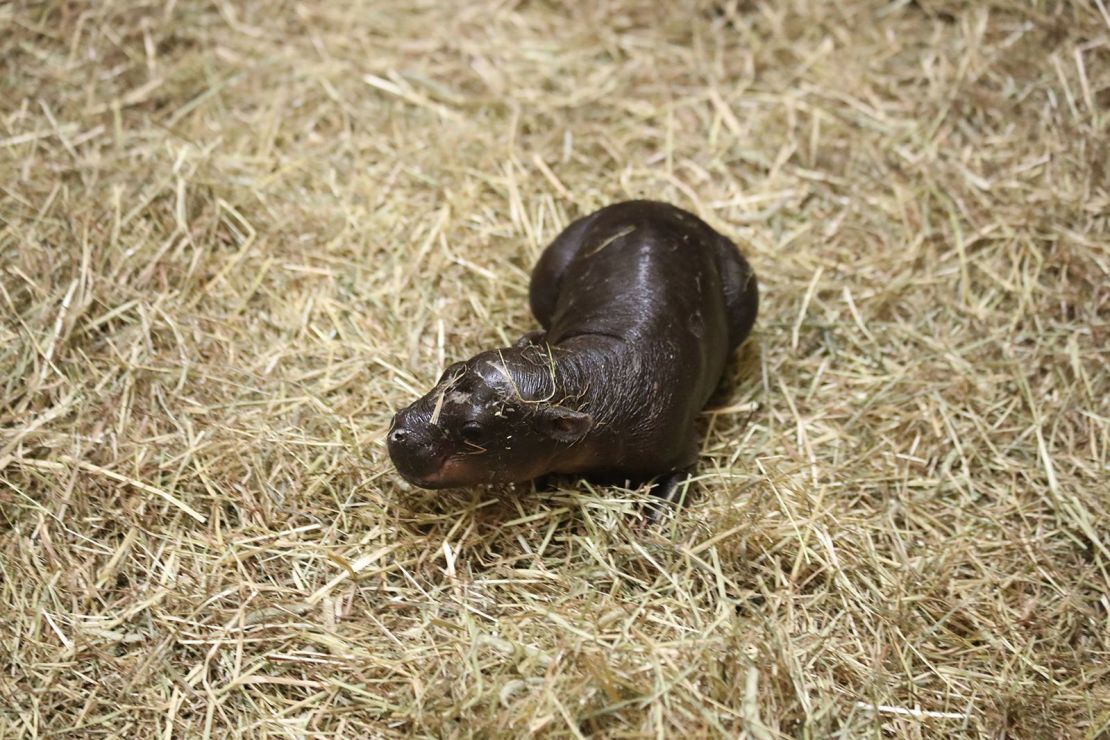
[387,200,758,510]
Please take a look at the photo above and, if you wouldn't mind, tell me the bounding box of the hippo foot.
[637,468,695,525]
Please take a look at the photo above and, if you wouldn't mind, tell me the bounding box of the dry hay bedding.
[1,0,1108,737]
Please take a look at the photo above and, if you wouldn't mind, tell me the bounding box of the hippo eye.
[460,421,485,443]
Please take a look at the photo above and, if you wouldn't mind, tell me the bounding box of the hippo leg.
[713,236,760,350]
[635,468,693,524]
[529,213,597,328]
[655,468,695,506]
[638,441,699,523]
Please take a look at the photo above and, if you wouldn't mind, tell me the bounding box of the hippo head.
[387,347,594,488]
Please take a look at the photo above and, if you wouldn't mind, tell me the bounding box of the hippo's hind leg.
[714,236,759,350]
[529,213,596,328]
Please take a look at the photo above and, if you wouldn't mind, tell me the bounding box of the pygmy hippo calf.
[387,200,758,505]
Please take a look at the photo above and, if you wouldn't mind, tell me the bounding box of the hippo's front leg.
[636,468,694,524]
[639,438,699,522]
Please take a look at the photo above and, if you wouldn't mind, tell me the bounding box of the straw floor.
[2,0,1108,736]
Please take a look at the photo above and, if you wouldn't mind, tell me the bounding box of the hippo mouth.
[393,456,474,490]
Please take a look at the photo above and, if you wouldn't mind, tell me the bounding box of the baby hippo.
[387,200,758,505]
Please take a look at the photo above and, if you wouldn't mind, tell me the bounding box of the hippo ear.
[535,405,593,442]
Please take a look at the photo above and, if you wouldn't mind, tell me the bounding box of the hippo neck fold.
[545,334,631,425]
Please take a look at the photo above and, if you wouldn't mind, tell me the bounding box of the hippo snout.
[387,409,446,485]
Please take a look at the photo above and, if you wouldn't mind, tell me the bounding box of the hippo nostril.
[389,428,408,444]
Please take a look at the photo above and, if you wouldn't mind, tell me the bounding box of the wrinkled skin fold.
[387,200,759,499]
